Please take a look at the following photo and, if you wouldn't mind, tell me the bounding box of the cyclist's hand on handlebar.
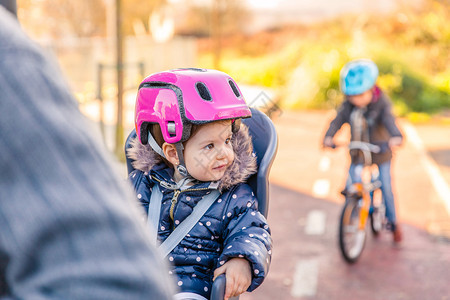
[323,137,336,149]
[388,136,403,149]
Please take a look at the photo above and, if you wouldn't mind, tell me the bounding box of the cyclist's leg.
[378,161,397,228]
[369,165,380,212]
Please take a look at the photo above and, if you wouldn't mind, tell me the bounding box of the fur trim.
[218,124,257,190]
[127,136,163,173]
[126,124,257,191]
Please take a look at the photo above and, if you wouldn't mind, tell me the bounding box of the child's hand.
[322,137,335,149]
[389,136,403,149]
[213,257,252,300]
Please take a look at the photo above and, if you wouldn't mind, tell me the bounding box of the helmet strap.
[147,132,189,177]
[147,131,166,158]
[175,142,189,177]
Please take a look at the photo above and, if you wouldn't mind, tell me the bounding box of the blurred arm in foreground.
[0,6,174,299]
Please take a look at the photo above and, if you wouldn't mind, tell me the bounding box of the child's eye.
[225,138,231,144]
[205,144,214,150]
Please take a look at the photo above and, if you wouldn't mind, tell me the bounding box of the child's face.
[348,89,373,108]
[183,121,235,182]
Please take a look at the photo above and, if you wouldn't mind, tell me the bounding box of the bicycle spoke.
[343,224,358,233]
[339,199,367,263]
[348,231,366,258]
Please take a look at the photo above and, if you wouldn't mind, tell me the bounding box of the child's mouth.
[212,164,227,171]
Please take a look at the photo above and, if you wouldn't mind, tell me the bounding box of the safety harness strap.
[147,184,163,245]
[148,185,221,257]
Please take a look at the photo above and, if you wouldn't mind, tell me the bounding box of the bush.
[198,1,450,115]
[374,56,450,114]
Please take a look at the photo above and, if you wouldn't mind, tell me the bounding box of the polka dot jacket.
[127,124,272,298]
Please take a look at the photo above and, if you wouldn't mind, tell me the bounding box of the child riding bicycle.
[127,69,272,300]
[322,59,404,243]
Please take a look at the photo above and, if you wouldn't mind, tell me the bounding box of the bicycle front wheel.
[370,188,385,236]
[338,198,367,263]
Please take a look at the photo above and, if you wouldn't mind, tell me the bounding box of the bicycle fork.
[353,183,371,230]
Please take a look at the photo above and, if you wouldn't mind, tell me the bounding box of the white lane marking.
[318,155,331,172]
[313,179,330,198]
[313,156,331,198]
[291,259,319,298]
[305,210,327,235]
[403,122,450,215]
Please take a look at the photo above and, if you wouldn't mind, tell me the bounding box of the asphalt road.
[240,110,450,300]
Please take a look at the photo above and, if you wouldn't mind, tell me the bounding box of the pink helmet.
[135,68,251,176]
[135,68,251,145]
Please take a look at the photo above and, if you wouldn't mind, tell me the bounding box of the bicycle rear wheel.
[339,198,366,263]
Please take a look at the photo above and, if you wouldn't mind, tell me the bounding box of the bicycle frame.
[338,141,384,263]
[346,141,381,224]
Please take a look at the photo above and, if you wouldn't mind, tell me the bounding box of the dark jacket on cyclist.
[324,86,403,165]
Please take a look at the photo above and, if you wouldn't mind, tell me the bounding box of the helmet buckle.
[177,164,188,177]
[167,122,176,136]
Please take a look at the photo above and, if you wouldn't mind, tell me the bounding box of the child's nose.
[216,149,226,159]
[215,147,228,160]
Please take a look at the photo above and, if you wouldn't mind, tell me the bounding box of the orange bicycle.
[338,141,386,263]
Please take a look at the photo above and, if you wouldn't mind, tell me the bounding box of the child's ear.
[162,143,179,166]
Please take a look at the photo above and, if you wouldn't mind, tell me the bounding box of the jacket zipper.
[151,176,213,227]
[169,187,214,225]
[169,190,181,222]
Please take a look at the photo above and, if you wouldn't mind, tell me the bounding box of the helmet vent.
[176,68,207,72]
[140,82,170,89]
[228,80,241,98]
[196,82,212,101]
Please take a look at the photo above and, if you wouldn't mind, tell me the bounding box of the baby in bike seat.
[126,68,272,300]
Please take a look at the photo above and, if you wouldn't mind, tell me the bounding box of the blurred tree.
[176,4,210,37]
[41,0,106,38]
[176,0,248,37]
[174,0,247,69]
[17,0,248,40]
[18,0,106,39]
[17,0,171,38]
[211,0,223,69]
[122,0,167,35]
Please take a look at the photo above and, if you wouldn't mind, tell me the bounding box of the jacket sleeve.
[128,170,152,218]
[218,184,272,292]
[379,96,403,138]
[324,101,351,139]
[0,8,174,299]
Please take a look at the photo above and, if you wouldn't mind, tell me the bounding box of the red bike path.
[241,110,450,300]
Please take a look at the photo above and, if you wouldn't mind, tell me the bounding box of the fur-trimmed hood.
[127,124,257,191]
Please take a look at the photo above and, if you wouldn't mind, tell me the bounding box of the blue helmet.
[340,59,379,96]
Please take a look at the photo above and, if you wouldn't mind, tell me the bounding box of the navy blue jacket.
[127,124,272,298]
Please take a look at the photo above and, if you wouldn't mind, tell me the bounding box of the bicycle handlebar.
[348,141,381,153]
[348,141,381,165]
[331,141,389,153]
[329,141,389,165]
